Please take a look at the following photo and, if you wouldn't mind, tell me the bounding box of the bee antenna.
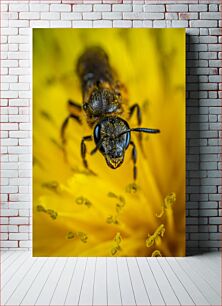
[117,128,160,138]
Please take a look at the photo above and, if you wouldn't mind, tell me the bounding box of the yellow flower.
[33,29,185,256]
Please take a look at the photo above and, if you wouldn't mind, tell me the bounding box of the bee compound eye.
[93,124,101,143]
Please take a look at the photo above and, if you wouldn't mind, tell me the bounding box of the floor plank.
[35,258,67,305]
[127,257,150,305]
[64,257,87,305]
[166,257,210,305]
[1,256,37,305]
[176,257,221,305]
[78,257,96,306]
[5,257,45,305]
[186,256,220,295]
[147,258,180,305]
[137,257,165,305]
[0,251,14,263]
[2,252,22,273]
[107,258,122,306]
[1,252,30,289]
[50,257,77,305]
[196,252,220,275]
[93,257,107,305]
[117,257,136,305]
[157,258,195,305]
[21,258,56,305]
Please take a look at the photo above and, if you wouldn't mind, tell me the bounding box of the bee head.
[92,117,130,169]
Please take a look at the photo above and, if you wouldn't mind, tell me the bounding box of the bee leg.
[61,114,81,145]
[130,141,137,181]
[81,135,96,175]
[68,99,82,113]
[129,103,142,125]
[129,103,144,155]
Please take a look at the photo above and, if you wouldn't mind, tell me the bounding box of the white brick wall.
[1,0,221,254]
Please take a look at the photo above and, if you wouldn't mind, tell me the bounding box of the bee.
[61,47,160,180]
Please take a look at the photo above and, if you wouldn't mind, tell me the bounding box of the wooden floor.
[1,251,221,306]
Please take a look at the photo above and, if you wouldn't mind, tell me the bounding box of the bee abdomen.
[76,46,113,93]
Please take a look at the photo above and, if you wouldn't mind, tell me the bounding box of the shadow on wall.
[186,33,200,256]
[186,34,206,256]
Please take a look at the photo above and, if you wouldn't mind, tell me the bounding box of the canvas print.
[33,29,185,256]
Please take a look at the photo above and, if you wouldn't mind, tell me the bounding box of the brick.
[1,160,18,168]
[201,186,217,194]
[19,12,40,20]
[19,241,31,248]
[172,20,188,28]
[9,44,18,51]
[199,52,217,60]
[9,68,31,75]
[200,202,218,209]
[19,210,30,217]
[93,4,111,11]
[73,4,92,12]
[113,20,132,27]
[30,21,50,28]
[112,4,132,11]
[167,5,188,12]
[200,241,221,248]
[19,226,30,233]
[153,20,172,28]
[1,241,18,248]
[123,12,164,19]
[1,60,18,68]
[9,115,29,123]
[190,20,217,28]
[9,20,29,28]
[50,21,72,27]
[199,209,218,217]
[50,4,71,12]
[210,233,221,240]
[9,3,28,12]
[9,99,29,107]
[208,44,221,52]
[9,233,29,240]
[102,12,122,19]
[83,12,101,20]
[191,233,209,240]
[41,12,60,20]
[93,20,112,28]
[133,20,143,28]
[9,217,29,225]
[209,60,221,67]
[179,12,198,20]
[210,28,222,36]
[1,209,18,216]
[133,5,142,12]
[1,233,9,240]
[143,5,165,12]
[0,218,9,225]
[72,20,93,28]
[29,4,49,11]
[199,36,217,44]
[200,12,221,20]
[189,4,207,11]
[1,4,8,11]
[1,28,18,36]
[8,146,31,154]
[165,13,178,20]
[209,4,219,11]
[61,12,82,20]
